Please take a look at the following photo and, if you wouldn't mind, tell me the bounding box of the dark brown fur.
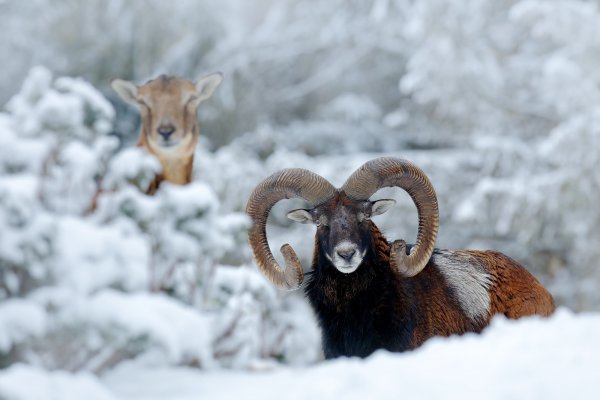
[305,223,555,358]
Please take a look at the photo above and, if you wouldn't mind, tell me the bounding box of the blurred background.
[0,0,599,397]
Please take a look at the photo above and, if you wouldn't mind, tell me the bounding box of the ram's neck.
[304,223,419,357]
[369,222,392,265]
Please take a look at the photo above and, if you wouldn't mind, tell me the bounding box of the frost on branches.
[402,0,600,308]
[0,68,320,374]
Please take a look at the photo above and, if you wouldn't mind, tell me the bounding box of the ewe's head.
[287,194,395,274]
[112,73,223,156]
[246,157,439,290]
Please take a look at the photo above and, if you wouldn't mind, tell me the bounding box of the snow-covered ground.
[1,309,596,400]
[102,309,600,400]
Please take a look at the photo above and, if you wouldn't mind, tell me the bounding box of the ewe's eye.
[186,95,199,105]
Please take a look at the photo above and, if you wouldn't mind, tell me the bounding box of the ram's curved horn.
[342,157,438,277]
[246,169,337,289]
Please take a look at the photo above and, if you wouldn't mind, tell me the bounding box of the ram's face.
[287,194,395,274]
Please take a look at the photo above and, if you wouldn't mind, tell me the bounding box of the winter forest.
[0,0,599,399]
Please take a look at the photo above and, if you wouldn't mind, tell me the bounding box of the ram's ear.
[287,209,314,224]
[371,199,396,216]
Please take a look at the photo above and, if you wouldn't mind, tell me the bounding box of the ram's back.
[427,248,554,319]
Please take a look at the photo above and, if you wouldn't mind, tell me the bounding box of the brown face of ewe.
[287,195,396,274]
[111,73,223,157]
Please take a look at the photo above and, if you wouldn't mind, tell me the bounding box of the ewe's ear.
[287,209,314,224]
[371,199,396,216]
[195,72,223,103]
[111,79,139,105]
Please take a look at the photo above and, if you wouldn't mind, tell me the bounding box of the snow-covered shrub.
[0,68,321,374]
[0,67,117,305]
[207,265,319,368]
[1,66,117,215]
[27,290,216,372]
[95,175,248,300]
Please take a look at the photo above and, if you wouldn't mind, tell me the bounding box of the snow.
[1,311,598,399]
[7,310,595,399]
[102,148,161,192]
[53,217,150,294]
[54,76,115,134]
[0,365,117,400]
[65,290,215,368]
[98,309,597,400]
[0,300,47,352]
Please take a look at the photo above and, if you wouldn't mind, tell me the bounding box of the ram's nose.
[336,248,356,261]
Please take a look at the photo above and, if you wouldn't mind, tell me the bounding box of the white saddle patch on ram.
[432,250,492,322]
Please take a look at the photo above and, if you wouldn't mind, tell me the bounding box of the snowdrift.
[3,309,595,400]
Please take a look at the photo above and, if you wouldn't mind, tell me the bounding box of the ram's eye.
[357,212,369,222]
[316,215,328,227]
